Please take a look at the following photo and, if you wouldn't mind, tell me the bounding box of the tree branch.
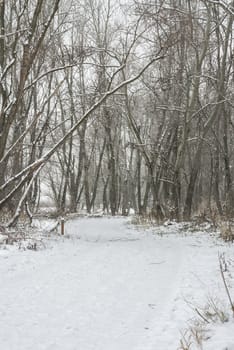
[0,51,166,199]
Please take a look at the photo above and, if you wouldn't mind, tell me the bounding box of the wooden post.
[61,217,65,235]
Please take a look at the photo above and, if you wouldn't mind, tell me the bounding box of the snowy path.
[0,217,232,350]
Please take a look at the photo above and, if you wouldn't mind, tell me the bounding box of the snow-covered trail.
[0,217,229,350]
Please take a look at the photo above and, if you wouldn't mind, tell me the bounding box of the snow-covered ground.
[0,217,233,350]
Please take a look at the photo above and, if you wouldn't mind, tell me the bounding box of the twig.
[195,308,210,324]
[219,253,234,316]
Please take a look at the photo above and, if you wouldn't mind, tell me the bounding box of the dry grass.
[178,321,209,350]
[218,221,234,242]
[178,254,233,349]
[131,214,158,227]
[178,296,228,350]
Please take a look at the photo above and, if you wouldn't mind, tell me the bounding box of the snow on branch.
[0,49,166,195]
[24,65,76,91]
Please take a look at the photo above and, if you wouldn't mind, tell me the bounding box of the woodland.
[0,0,234,225]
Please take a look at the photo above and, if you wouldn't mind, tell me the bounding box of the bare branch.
[0,51,166,198]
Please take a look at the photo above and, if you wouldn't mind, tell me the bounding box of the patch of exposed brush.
[178,254,234,349]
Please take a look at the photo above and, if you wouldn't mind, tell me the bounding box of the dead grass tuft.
[218,221,234,242]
